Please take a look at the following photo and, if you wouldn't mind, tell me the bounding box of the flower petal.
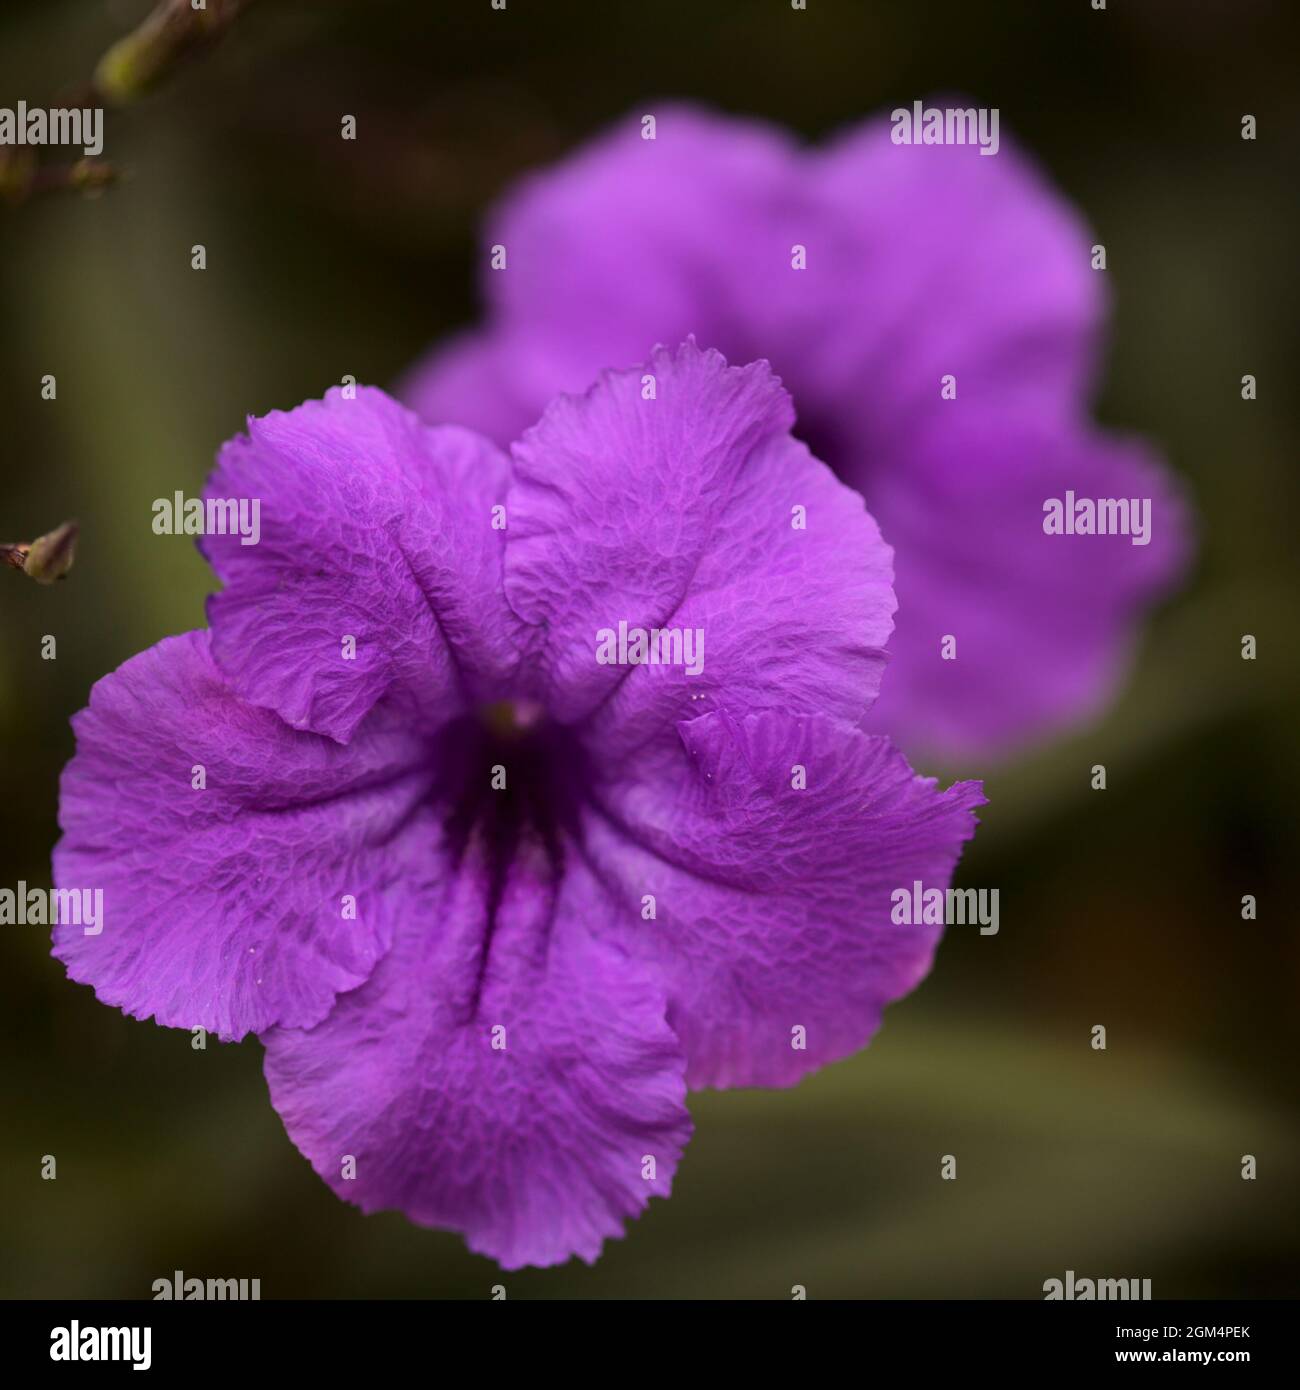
[400,99,1100,455]
[860,410,1193,754]
[396,327,544,447]
[52,631,435,1041]
[581,708,985,1089]
[396,106,1183,760]
[202,387,521,743]
[263,842,690,1269]
[803,102,1104,457]
[505,340,894,736]
[401,104,801,444]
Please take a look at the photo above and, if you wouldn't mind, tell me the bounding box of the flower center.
[476,698,547,740]
[794,414,851,484]
[428,701,594,1010]
[430,701,588,882]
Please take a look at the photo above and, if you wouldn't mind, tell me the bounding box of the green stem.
[94,0,256,106]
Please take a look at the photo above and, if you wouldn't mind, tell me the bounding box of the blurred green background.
[2,0,1297,1298]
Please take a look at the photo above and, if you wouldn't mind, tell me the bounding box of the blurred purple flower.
[402,103,1191,757]
[53,343,982,1268]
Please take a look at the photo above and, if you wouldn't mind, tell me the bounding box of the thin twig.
[6,0,257,207]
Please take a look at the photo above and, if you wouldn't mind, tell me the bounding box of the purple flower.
[53,343,982,1268]
[401,104,1191,757]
